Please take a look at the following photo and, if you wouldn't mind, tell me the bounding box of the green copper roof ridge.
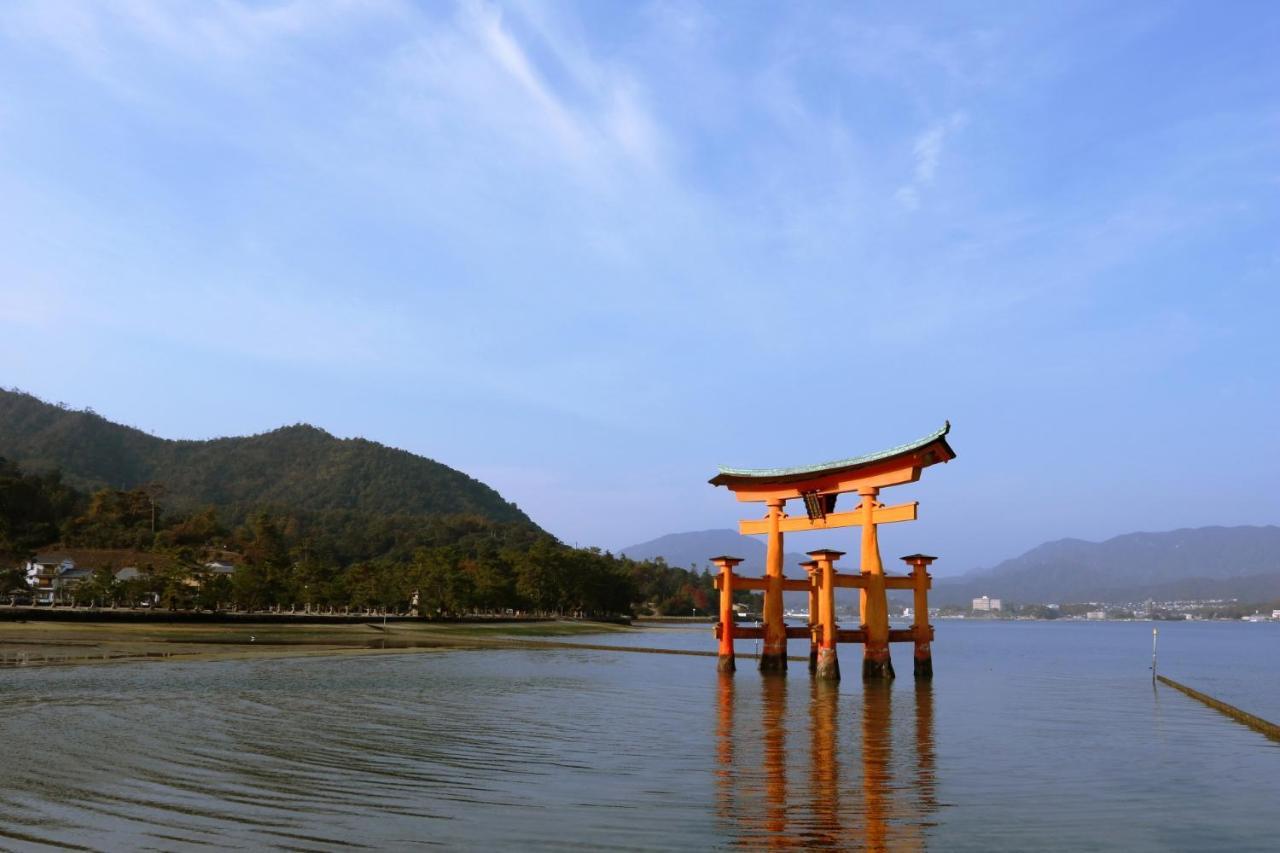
[715,422,950,479]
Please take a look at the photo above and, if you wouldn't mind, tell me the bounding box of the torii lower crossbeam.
[710,553,937,680]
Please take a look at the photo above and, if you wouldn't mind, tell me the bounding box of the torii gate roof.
[709,422,954,488]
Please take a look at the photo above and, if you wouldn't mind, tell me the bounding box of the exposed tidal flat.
[0,622,1276,851]
[0,619,636,669]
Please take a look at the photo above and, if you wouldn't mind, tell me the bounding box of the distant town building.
[24,555,68,604]
[972,595,1002,612]
[1086,610,1107,620]
[1272,610,1280,620]
[23,554,89,604]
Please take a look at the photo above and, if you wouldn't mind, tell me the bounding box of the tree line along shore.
[0,457,758,619]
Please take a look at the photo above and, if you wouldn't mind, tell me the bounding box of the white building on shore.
[23,554,91,604]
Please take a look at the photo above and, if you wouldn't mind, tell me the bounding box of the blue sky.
[1,1,1277,573]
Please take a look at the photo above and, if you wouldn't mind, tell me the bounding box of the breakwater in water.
[1157,674,1280,742]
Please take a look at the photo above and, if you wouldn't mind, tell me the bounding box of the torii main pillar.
[708,423,955,680]
[760,498,788,672]
[858,487,893,681]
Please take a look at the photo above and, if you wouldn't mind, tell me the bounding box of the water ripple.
[0,624,1277,850]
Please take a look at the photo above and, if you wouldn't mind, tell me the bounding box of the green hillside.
[0,389,531,527]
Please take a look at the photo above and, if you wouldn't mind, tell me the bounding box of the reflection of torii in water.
[714,676,937,849]
[709,424,956,680]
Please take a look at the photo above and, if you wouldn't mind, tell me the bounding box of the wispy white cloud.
[895,111,967,210]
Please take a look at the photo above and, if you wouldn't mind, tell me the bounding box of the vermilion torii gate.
[709,424,955,681]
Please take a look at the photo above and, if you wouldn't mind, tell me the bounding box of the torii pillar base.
[759,652,788,674]
[914,641,932,680]
[816,647,840,681]
[863,644,895,682]
[718,654,736,674]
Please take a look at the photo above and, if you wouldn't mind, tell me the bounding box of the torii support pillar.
[801,560,819,673]
[711,556,744,673]
[810,549,844,681]
[902,554,936,679]
[859,488,895,682]
[759,499,788,674]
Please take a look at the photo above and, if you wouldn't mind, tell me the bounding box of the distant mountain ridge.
[934,525,1280,604]
[0,389,533,526]
[620,529,813,578]
[626,524,1280,604]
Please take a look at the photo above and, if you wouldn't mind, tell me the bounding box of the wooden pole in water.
[1151,627,1158,681]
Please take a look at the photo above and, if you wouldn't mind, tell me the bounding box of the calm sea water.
[0,621,1277,851]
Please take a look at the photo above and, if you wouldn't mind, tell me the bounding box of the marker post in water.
[1151,627,1158,680]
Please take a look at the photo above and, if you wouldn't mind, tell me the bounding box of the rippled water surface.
[1,621,1277,851]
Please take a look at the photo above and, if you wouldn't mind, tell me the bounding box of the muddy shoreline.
[0,619,641,669]
[0,606,630,625]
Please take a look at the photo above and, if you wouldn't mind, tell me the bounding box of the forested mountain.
[0,388,529,525]
[933,526,1280,604]
[0,390,729,617]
